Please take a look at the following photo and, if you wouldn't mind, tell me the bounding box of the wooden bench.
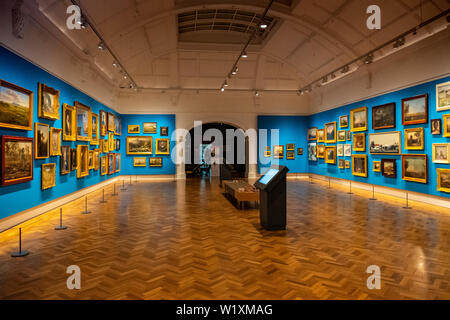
[223,181,259,209]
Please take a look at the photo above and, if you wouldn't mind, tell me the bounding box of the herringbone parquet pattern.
[0,178,449,300]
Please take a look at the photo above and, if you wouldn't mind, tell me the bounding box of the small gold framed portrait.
[325,146,336,164]
[38,83,59,120]
[353,133,366,152]
[134,157,147,167]
[155,138,170,155]
[345,160,351,169]
[317,129,325,142]
[41,163,56,190]
[338,159,345,169]
[75,101,91,142]
[432,143,450,164]
[50,127,62,156]
[325,122,337,143]
[286,144,295,151]
[128,125,140,134]
[373,161,381,172]
[437,168,450,193]
[351,106,368,132]
[77,144,89,178]
[273,145,284,159]
[63,104,76,141]
[404,127,424,150]
[35,122,50,159]
[352,155,368,177]
[91,113,100,146]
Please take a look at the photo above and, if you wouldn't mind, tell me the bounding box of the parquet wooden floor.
[0,178,449,300]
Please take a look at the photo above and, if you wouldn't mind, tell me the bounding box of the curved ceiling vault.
[36,0,450,92]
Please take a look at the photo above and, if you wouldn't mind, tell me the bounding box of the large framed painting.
[432,143,450,164]
[381,159,396,178]
[38,83,59,120]
[351,107,368,132]
[63,104,76,141]
[60,146,71,175]
[273,145,284,159]
[317,144,325,158]
[337,144,344,157]
[150,157,163,167]
[317,129,325,142]
[404,128,424,150]
[1,136,33,186]
[35,123,50,159]
[108,153,115,175]
[444,114,450,138]
[402,154,427,184]
[431,119,442,135]
[352,155,367,177]
[143,122,157,134]
[128,125,140,134]
[353,133,365,152]
[344,144,352,157]
[134,157,147,167]
[50,128,62,156]
[436,81,450,112]
[127,136,153,155]
[100,110,107,136]
[307,127,317,141]
[41,163,56,190]
[71,148,77,171]
[77,144,89,178]
[337,130,346,142]
[339,115,349,128]
[107,112,115,132]
[0,79,33,130]
[325,146,336,164]
[75,101,91,142]
[114,116,121,135]
[115,153,121,173]
[372,102,396,130]
[325,122,336,143]
[402,94,428,125]
[308,142,317,161]
[91,113,99,145]
[100,155,107,176]
[437,169,450,193]
[369,132,401,155]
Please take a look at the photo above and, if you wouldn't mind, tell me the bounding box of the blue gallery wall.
[120,114,176,175]
[258,115,309,174]
[308,75,450,198]
[0,46,121,219]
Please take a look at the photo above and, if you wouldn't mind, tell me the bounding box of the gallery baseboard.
[0,174,176,233]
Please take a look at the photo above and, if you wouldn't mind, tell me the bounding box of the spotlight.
[255,91,259,97]
[331,73,336,79]
[322,76,328,84]
[98,42,105,50]
[224,80,229,87]
[123,74,128,79]
[231,67,238,75]
[341,65,349,74]
[77,16,88,29]
[242,51,248,58]
[112,61,118,68]
[364,54,374,64]
[221,87,225,92]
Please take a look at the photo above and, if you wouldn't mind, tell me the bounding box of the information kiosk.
[254,166,289,230]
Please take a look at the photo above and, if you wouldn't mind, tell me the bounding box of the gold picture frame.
[50,127,62,156]
[127,136,153,155]
[353,133,366,152]
[317,129,325,143]
[352,155,368,177]
[115,153,121,173]
[273,145,284,159]
[75,101,91,142]
[325,146,336,164]
[41,163,56,190]
[337,130,346,142]
[155,138,170,155]
[134,157,147,167]
[345,160,351,169]
[437,168,450,193]
[402,154,427,184]
[77,145,89,178]
[325,122,337,143]
[437,81,450,112]
[100,110,107,136]
[286,151,295,160]
[108,132,114,151]
[404,127,424,150]
[432,143,450,164]
[444,114,450,138]
[35,122,50,159]
[286,144,295,151]
[149,157,163,167]
[128,125,140,134]
[100,155,107,176]
[107,112,115,132]
[38,83,59,120]
[373,161,381,172]
[94,149,100,171]
[63,104,76,141]
[0,79,33,131]
[351,106,368,132]
[143,122,157,134]
[368,131,401,155]
[317,144,325,158]
[307,127,317,141]
[91,113,99,145]
[338,159,345,169]
[339,115,349,128]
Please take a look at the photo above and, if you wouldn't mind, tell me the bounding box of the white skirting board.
[0,175,176,233]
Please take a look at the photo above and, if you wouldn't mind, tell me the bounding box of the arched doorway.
[184,122,247,178]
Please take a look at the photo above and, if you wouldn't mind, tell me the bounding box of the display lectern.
[254,166,289,230]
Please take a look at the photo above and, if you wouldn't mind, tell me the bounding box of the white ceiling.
[36,0,450,91]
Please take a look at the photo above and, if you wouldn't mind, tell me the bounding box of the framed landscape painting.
[339,115,349,128]
[297,148,303,156]
[381,159,396,178]
[38,83,59,120]
[107,112,115,132]
[94,149,100,171]
[325,122,336,143]
[337,130,346,142]
[325,146,336,164]
[307,127,317,141]
[41,163,56,190]
[286,144,295,151]
[402,94,428,125]
[134,157,147,167]
[63,104,76,141]
[35,123,50,159]
[405,128,424,150]
[128,125,140,134]
[150,157,163,167]
[115,153,121,173]
[345,160,351,169]
[372,103,396,130]
[432,143,450,164]
[75,101,91,142]
[143,122,157,134]
[0,79,33,130]
[286,151,295,160]
[338,159,345,169]
[1,136,33,186]
[351,107,368,132]
[437,169,450,193]
[114,116,121,135]
[108,153,115,175]
[127,136,153,155]
[369,132,401,155]
[436,81,450,112]
[50,128,62,156]
[402,154,427,184]
[352,155,367,177]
